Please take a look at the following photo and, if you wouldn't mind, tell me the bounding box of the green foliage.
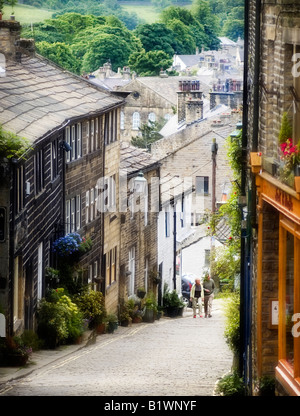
[225,129,242,180]
[222,18,244,41]
[144,291,158,312]
[212,241,240,290]
[81,33,134,73]
[163,284,184,308]
[5,0,18,13]
[36,41,81,74]
[37,288,83,348]
[215,370,245,396]
[208,0,244,40]
[74,290,107,328]
[258,375,275,396]
[131,120,164,150]
[191,0,221,49]
[223,292,240,354]
[128,49,172,76]
[278,112,293,145]
[0,125,32,160]
[134,23,177,57]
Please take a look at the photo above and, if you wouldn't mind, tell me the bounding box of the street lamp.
[133,171,147,193]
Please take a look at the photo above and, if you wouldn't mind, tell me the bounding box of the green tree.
[128,49,172,76]
[134,23,177,57]
[131,120,164,150]
[222,19,244,41]
[191,0,221,49]
[81,33,133,73]
[161,6,212,52]
[36,41,81,74]
[166,18,196,54]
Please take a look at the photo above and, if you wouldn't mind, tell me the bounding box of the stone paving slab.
[0,298,233,396]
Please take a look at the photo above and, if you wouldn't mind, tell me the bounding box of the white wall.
[181,235,223,279]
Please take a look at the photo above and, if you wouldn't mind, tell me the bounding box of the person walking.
[203,274,215,318]
[190,278,203,318]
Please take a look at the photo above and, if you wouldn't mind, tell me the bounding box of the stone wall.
[251,201,279,392]
[120,169,159,299]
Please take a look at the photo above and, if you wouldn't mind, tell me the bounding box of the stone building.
[244,0,300,396]
[0,19,124,334]
[119,142,160,303]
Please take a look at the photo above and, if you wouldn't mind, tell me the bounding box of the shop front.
[255,171,300,396]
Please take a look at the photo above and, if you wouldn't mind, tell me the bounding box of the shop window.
[285,231,294,367]
[278,219,300,392]
[292,45,300,141]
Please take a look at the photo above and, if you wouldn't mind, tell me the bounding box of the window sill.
[276,360,300,396]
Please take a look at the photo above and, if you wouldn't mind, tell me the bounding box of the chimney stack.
[0,20,35,62]
[0,20,21,61]
[177,80,203,124]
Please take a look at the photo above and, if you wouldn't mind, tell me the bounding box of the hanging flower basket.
[52,233,92,262]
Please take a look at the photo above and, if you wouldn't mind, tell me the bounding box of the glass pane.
[286,231,294,367]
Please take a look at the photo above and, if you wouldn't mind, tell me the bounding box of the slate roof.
[136,76,211,105]
[0,54,123,144]
[120,141,160,176]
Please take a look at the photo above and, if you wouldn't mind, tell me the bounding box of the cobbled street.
[0,299,232,397]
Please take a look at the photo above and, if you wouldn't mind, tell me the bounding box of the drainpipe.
[9,158,17,336]
[173,200,177,291]
[239,0,261,393]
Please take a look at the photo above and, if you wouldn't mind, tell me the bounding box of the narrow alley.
[0,298,232,397]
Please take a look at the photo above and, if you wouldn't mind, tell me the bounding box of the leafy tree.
[161,6,197,26]
[128,49,172,76]
[166,18,196,54]
[131,120,164,150]
[36,41,81,74]
[191,0,221,49]
[222,18,244,41]
[81,33,133,73]
[134,23,177,57]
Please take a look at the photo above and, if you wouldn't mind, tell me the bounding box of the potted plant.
[137,287,146,299]
[106,314,118,333]
[119,301,131,327]
[150,270,161,285]
[278,138,300,187]
[132,309,143,323]
[0,336,32,367]
[163,284,185,317]
[143,291,158,323]
[74,290,106,332]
